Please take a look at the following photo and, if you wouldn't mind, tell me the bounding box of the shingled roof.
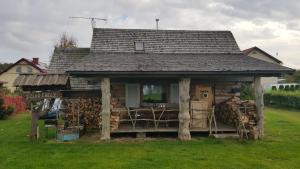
[48,47,90,74]
[67,52,293,76]
[48,28,294,76]
[91,28,241,54]
[14,74,69,87]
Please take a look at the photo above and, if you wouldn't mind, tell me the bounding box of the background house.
[0,58,47,92]
[243,46,283,90]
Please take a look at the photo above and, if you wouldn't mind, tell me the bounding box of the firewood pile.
[110,111,120,131]
[111,98,123,108]
[216,96,258,139]
[64,98,102,129]
[63,98,123,130]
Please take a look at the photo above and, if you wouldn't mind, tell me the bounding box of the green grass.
[0,107,300,169]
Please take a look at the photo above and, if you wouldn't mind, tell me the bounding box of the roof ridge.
[93,28,232,32]
[54,47,90,52]
[89,51,242,55]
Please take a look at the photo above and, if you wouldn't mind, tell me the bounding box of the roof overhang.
[68,70,294,78]
[14,74,69,91]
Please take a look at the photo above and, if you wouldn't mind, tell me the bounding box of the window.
[126,84,140,107]
[134,42,144,51]
[16,66,21,73]
[143,85,165,103]
[170,83,179,104]
[27,66,33,73]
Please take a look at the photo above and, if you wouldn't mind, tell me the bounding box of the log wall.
[214,82,242,105]
[111,83,126,107]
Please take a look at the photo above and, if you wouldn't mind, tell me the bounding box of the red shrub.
[3,96,26,113]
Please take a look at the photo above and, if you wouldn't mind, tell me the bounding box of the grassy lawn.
[0,107,300,169]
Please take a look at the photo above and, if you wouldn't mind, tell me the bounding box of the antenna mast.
[69,16,107,29]
[155,18,159,30]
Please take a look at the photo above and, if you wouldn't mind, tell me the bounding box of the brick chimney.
[32,58,39,65]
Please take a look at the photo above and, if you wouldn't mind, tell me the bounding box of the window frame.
[142,84,165,103]
[27,66,33,73]
[134,42,144,51]
[170,83,179,104]
[16,66,22,73]
[125,83,140,108]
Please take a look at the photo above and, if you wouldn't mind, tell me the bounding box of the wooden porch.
[100,76,264,140]
[112,123,236,133]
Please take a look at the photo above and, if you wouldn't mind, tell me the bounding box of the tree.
[285,70,300,83]
[0,63,13,72]
[55,32,77,49]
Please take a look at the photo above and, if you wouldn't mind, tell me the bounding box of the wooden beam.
[30,103,40,140]
[178,78,191,140]
[254,77,264,138]
[100,78,111,140]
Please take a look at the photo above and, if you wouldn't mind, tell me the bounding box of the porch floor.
[111,122,236,133]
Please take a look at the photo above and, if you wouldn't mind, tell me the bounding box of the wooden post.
[30,102,40,140]
[254,77,264,139]
[100,78,111,140]
[178,78,191,140]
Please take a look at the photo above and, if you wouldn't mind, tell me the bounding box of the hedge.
[264,91,300,109]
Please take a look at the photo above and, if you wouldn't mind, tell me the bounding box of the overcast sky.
[0,0,299,69]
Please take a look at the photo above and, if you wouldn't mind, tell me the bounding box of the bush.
[240,83,255,100]
[271,86,277,91]
[264,91,300,109]
[290,85,295,91]
[0,96,15,119]
[0,96,6,119]
[0,109,6,119]
[284,85,290,91]
[6,105,15,116]
[279,85,284,90]
[295,85,300,91]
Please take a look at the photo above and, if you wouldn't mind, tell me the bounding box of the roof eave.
[67,70,294,77]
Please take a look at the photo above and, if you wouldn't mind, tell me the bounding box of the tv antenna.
[69,17,107,28]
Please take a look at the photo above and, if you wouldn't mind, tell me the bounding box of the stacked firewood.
[64,98,102,129]
[216,96,258,138]
[216,96,240,127]
[63,97,124,130]
[110,97,125,131]
[111,111,120,131]
[239,100,257,127]
[111,98,123,108]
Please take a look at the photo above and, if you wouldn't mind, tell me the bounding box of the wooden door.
[195,85,213,108]
[191,101,208,128]
[190,85,213,128]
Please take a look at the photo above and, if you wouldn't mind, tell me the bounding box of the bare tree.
[55,32,77,49]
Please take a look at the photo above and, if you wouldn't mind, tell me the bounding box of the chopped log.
[254,77,264,139]
[101,78,111,140]
[215,96,258,139]
[64,98,102,129]
[178,78,191,140]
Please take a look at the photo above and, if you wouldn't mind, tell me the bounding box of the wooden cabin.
[15,28,294,140]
